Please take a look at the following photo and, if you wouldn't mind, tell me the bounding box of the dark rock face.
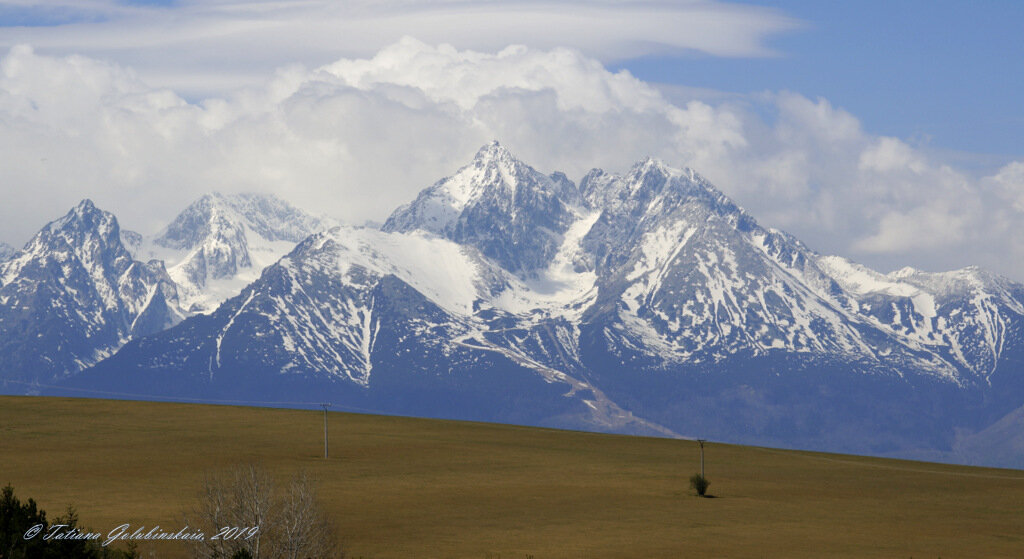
[384,141,580,274]
[0,200,181,385]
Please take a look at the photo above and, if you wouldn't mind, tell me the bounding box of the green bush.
[689,474,710,497]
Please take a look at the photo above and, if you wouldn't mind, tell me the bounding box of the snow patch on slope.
[330,227,488,316]
[491,209,601,318]
[622,220,696,313]
[819,255,919,297]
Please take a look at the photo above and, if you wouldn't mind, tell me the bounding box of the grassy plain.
[2,395,1024,558]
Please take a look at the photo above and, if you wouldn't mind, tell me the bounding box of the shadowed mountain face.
[0,200,183,385]
[0,193,334,389]
[10,142,1024,466]
[384,141,581,274]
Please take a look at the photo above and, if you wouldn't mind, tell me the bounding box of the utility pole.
[320,403,331,459]
[697,439,706,477]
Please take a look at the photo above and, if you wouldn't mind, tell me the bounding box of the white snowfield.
[299,220,600,321]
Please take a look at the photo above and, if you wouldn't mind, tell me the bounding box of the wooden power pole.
[697,439,706,477]
[321,403,331,459]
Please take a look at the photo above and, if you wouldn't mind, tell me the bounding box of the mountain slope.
[561,159,1024,454]
[58,144,1024,465]
[0,200,183,386]
[78,226,669,434]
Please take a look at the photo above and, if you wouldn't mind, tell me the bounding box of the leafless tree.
[188,463,341,559]
[276,472,338,559]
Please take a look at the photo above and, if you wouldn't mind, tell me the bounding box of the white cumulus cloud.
[0,38,1023,281]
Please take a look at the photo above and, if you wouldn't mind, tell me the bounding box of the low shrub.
[689,474,710,497]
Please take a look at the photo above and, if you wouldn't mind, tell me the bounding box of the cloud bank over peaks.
[0,1,800,97]
[0,38,1023,281]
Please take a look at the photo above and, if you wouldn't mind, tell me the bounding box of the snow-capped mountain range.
[0,192,333,387]
[4,141,1024,467]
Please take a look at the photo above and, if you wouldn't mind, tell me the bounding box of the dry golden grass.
[2,395,1024,558]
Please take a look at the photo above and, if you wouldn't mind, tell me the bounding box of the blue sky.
[3,1,1019,159]
[618,1,1024,161]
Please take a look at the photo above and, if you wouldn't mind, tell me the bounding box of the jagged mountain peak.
[385,142,565,233]
[133,191,335,315]
[7,200,127,282]
[383,142,582,273]
[891,265,1023,302]
[71,197,98,213]
[854,263,1018,298]
[891,266,921,279]
[579,156,756,280]
[582,157,730,216]
[45,198,114,235]
[629,156,684,179]
[4,200,148,294]
[0,199,182,384]
[470,140,560,177]
[155,191,329,250]
[460,141,536,197]
[472,139,515,164]
[30,199,125,252]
